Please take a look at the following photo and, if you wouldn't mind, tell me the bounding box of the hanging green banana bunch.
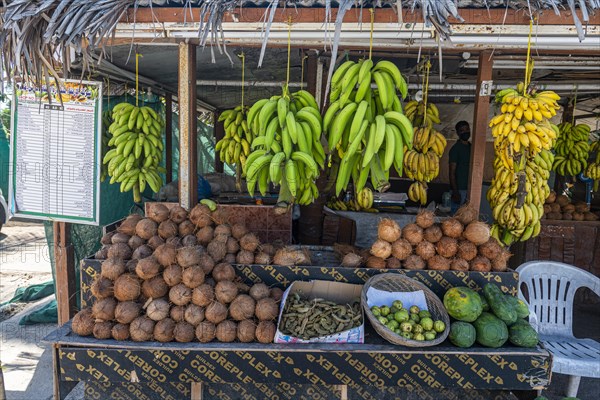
[215,106,252,169]
[100,110,113,182]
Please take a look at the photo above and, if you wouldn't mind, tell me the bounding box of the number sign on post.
[8,80,102,225]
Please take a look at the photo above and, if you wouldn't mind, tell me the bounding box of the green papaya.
[508,319,539,348]
[483,284,518,326]
[473,312,509,348]
[505,295,530,319]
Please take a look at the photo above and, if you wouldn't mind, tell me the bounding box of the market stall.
[2,1,600,399]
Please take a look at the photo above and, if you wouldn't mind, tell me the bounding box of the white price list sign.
[9,80,102,225]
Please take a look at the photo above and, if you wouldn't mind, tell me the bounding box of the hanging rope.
[285,16,293,95]
[524,19,534,92]
[423,58,431,111]
[369,8,375,60]
[571,85,579,126]
[300,54,308,88]
[135,50,142,107]
[239,52,246,109]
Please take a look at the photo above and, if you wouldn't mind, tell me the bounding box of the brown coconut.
[147,235,165,250]
[118,214,143,235]
[207,240,228,262]
[130,316,154,341]
[255,298,279,321]
[491,249,512,272]
[107,243,133,260]
[154,243,177,267]
[93,321,115,340]
[214,224,232,238]
[249,283,270,301]
[216,320,237,343]
[158,220,178,239]
[154,318,176,342]
[239,233,260,252]
[211,208,229,225]
[237,320,256,343]
[378,219,402,243]
[169,284,192,306]
[174,322,195,343]
[341,252,363,268]
[270,288,283,302]
[225,237,240,254]
[72,308,95,336]
[101,231,115,246]
[146,298,171,321]
[255,321,276,343]
[441,218,464,239]
[450,258,470,272]
[192,284,215,307]
[111,232,131,244]
[163,264,183,287]
[230,295,256,321]
[113,274,141,301]
[177,246,203,267]
[366,256,387,269]
[213,281,238,304]
[370,239,393,259]
[182,266,205,288]
[128,235,145,250]
[136,218,158,240]
[457,240,478,261]
[391,239,413,260]
[196,321,216,343]
[165,235,182,248]
[184,304,205,326]
[126,259,138,273]
[115,301,141,324]
[386,257,402,269]
[136,256,161,280]
[478,238,502,260]
[205,302,228,324]
[95,246,110,260]
[212,263,236,282]
[254,252,272,265]
[403,255,426,270]
[169,205,188,224]
[423,225,443,243]
[91,276,114,299]
[132,244,153,260]
[273,248,311,266]
[181,235,197,247]
[170,305,186,322]
[463,221,491,245]
[196,226,214,246]
[178,220,196,237]
[415,210,436,229]
[402,224,424,245]
[198,254,216,275]
[260,243,276,256]
[236,250,255,265]
[436,237,458,258]
[470,256,492,272]
[427,255,451,271]
[92,297,117,321]
[189,204,213,228]
[415,241,436,261]
[231,223,249,240]
[147,203,170,223]
[454,204,479,225]
[112,323,130,341]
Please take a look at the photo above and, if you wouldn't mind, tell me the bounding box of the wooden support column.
[165,94,173,183]
[178,42,198,209]
[467,50,493,214]
[214,111,225,173]
[54,222,75,325]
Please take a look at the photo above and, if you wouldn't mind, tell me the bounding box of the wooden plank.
[123,7,600,25]
[467,50,493,213]
[214,112,225,173]
[178,43,198,209]
[573,225,596,267]
[538,236,552,260]
[54,222,76,325]
[550,236,565,263]
[165,94,173,183]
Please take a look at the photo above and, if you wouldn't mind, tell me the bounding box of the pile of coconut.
[344,205,511,272]
[72,203,281,344]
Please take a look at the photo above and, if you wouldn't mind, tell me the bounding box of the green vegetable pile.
[370,300,445,341]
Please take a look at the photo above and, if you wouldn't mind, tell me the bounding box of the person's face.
[457,126,470,141]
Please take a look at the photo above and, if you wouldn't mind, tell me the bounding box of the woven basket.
[361,273,450,347]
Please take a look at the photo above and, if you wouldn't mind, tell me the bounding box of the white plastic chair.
[516,261,600,397]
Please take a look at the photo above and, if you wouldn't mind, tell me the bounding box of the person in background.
[449,121,471,214]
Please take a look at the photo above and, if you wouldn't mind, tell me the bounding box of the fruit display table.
[48,254,551,400]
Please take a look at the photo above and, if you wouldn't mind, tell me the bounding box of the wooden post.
[178,42,198,209]
[467,51,494,214]
[165,94,173,183]
[214,111,225,173]
[54,222,76,325]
